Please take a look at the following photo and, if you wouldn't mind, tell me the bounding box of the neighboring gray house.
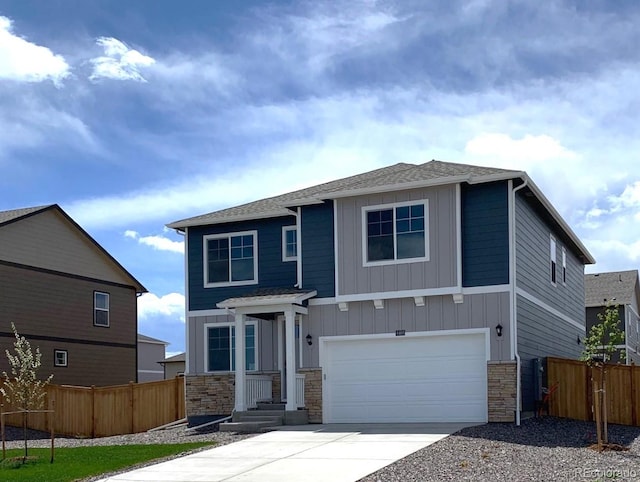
[137,334,168,382]
[168,160,594,425]
[161,352,185,379]
[585,270,640,365]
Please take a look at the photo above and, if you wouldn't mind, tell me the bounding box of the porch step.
[233,409,309,426]
[219,418,281,433]
[256,402,286,411]
[233,411,285,423]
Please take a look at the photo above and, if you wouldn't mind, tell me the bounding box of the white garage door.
[321,330,488,423]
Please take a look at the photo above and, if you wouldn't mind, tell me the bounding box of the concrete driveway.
[100,423,478,482]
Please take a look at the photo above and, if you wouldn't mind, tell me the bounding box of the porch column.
[234,312,247,412]
[284,307,297,411]
[277,316,285,402]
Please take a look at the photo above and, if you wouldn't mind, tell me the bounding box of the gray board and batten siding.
[335,184,457,296]
[514,190,586,411]
[188,292,511,375]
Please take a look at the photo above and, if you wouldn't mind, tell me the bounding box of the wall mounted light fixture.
[306,334,313,346]
[495,323,503,337]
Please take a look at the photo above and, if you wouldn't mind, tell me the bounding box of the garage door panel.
[323,331,488,423]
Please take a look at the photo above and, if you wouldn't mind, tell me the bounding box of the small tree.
[580,303,625,450]
[1,323,53,461]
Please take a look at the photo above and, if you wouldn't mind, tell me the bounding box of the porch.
[216,289,317,423]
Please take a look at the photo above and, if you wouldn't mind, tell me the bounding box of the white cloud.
[125,230,184,253]
[138,292,185,320]
[465,133,579,164]
[0,16,70,85]
[90,37,155,82]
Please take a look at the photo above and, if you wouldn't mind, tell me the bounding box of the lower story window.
[207,324,256,372]
[54,349,68,367]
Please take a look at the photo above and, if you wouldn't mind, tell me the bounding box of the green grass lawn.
[0,442,214,482]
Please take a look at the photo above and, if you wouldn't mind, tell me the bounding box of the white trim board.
[187,309,230,317]
[516,287,585,331]
[309,285,511,306]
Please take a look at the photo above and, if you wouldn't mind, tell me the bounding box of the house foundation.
[487,361,517,422]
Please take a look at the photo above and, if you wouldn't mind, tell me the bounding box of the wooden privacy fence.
[0,377,185,438]
[547,357,640,427]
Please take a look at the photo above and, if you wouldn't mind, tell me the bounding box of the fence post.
[91,385,96,438]
[175,376,180,420]
[631,366,637,426]
[130,382,135,434]
[586,364,592,422]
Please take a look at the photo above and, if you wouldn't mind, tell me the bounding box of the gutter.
[510,178,529,426]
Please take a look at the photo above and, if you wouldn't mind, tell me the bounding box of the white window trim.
[94,291,110,327]
[562,246,567,285]
[203,230,258,288]
[282,225,298,262]
[54,349,68,367]
[203,321,259,373]
[550,234,557,286]
[361,199,430,267]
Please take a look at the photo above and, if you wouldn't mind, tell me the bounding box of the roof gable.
[0,204,146,292]
[585,270,640,307]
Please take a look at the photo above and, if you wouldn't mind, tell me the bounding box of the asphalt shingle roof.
[585,270,639,307]
[138,334,168,344]
[0,205,52,226]
[167,160,519,228]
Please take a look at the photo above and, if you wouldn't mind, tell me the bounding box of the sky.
[1,0,640,356]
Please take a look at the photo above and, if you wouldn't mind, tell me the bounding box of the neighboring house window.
[205,323,256,372]
[363,201,429,265]
[203,231,258,287]
[562,247,567,284]
[54,350,68,367]
[550,235,557,285]
[94,292,110,327]
[282,226,298,262]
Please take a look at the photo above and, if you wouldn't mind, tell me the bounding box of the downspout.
[511,177,528,426]
[296,207,302,288]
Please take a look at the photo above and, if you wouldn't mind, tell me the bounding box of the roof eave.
[167,209,294,230]
[524,175,596,265]
[324,175,473,200]
[217,290,318,309]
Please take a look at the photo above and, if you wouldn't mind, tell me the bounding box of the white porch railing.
[296,373,305,408]
[245,375,273,409]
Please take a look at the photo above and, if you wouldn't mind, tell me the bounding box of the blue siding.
[461,181,509,287]
[301,202,335,297]
[187,216,297,310]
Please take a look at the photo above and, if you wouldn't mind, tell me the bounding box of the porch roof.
[216,288,317,309]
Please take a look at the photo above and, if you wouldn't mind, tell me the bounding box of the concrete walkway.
[100,423,478,482]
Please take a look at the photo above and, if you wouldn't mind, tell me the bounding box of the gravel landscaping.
[1,423,253,450]
[360,417,640,482]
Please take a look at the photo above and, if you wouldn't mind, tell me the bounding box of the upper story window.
[363,201,429,266]
[562,247,567,284]
[204,231,258,287]
[282,226,298,262]
[206,323,256,372]
[94,291,110,327]
[550,235,557,285]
